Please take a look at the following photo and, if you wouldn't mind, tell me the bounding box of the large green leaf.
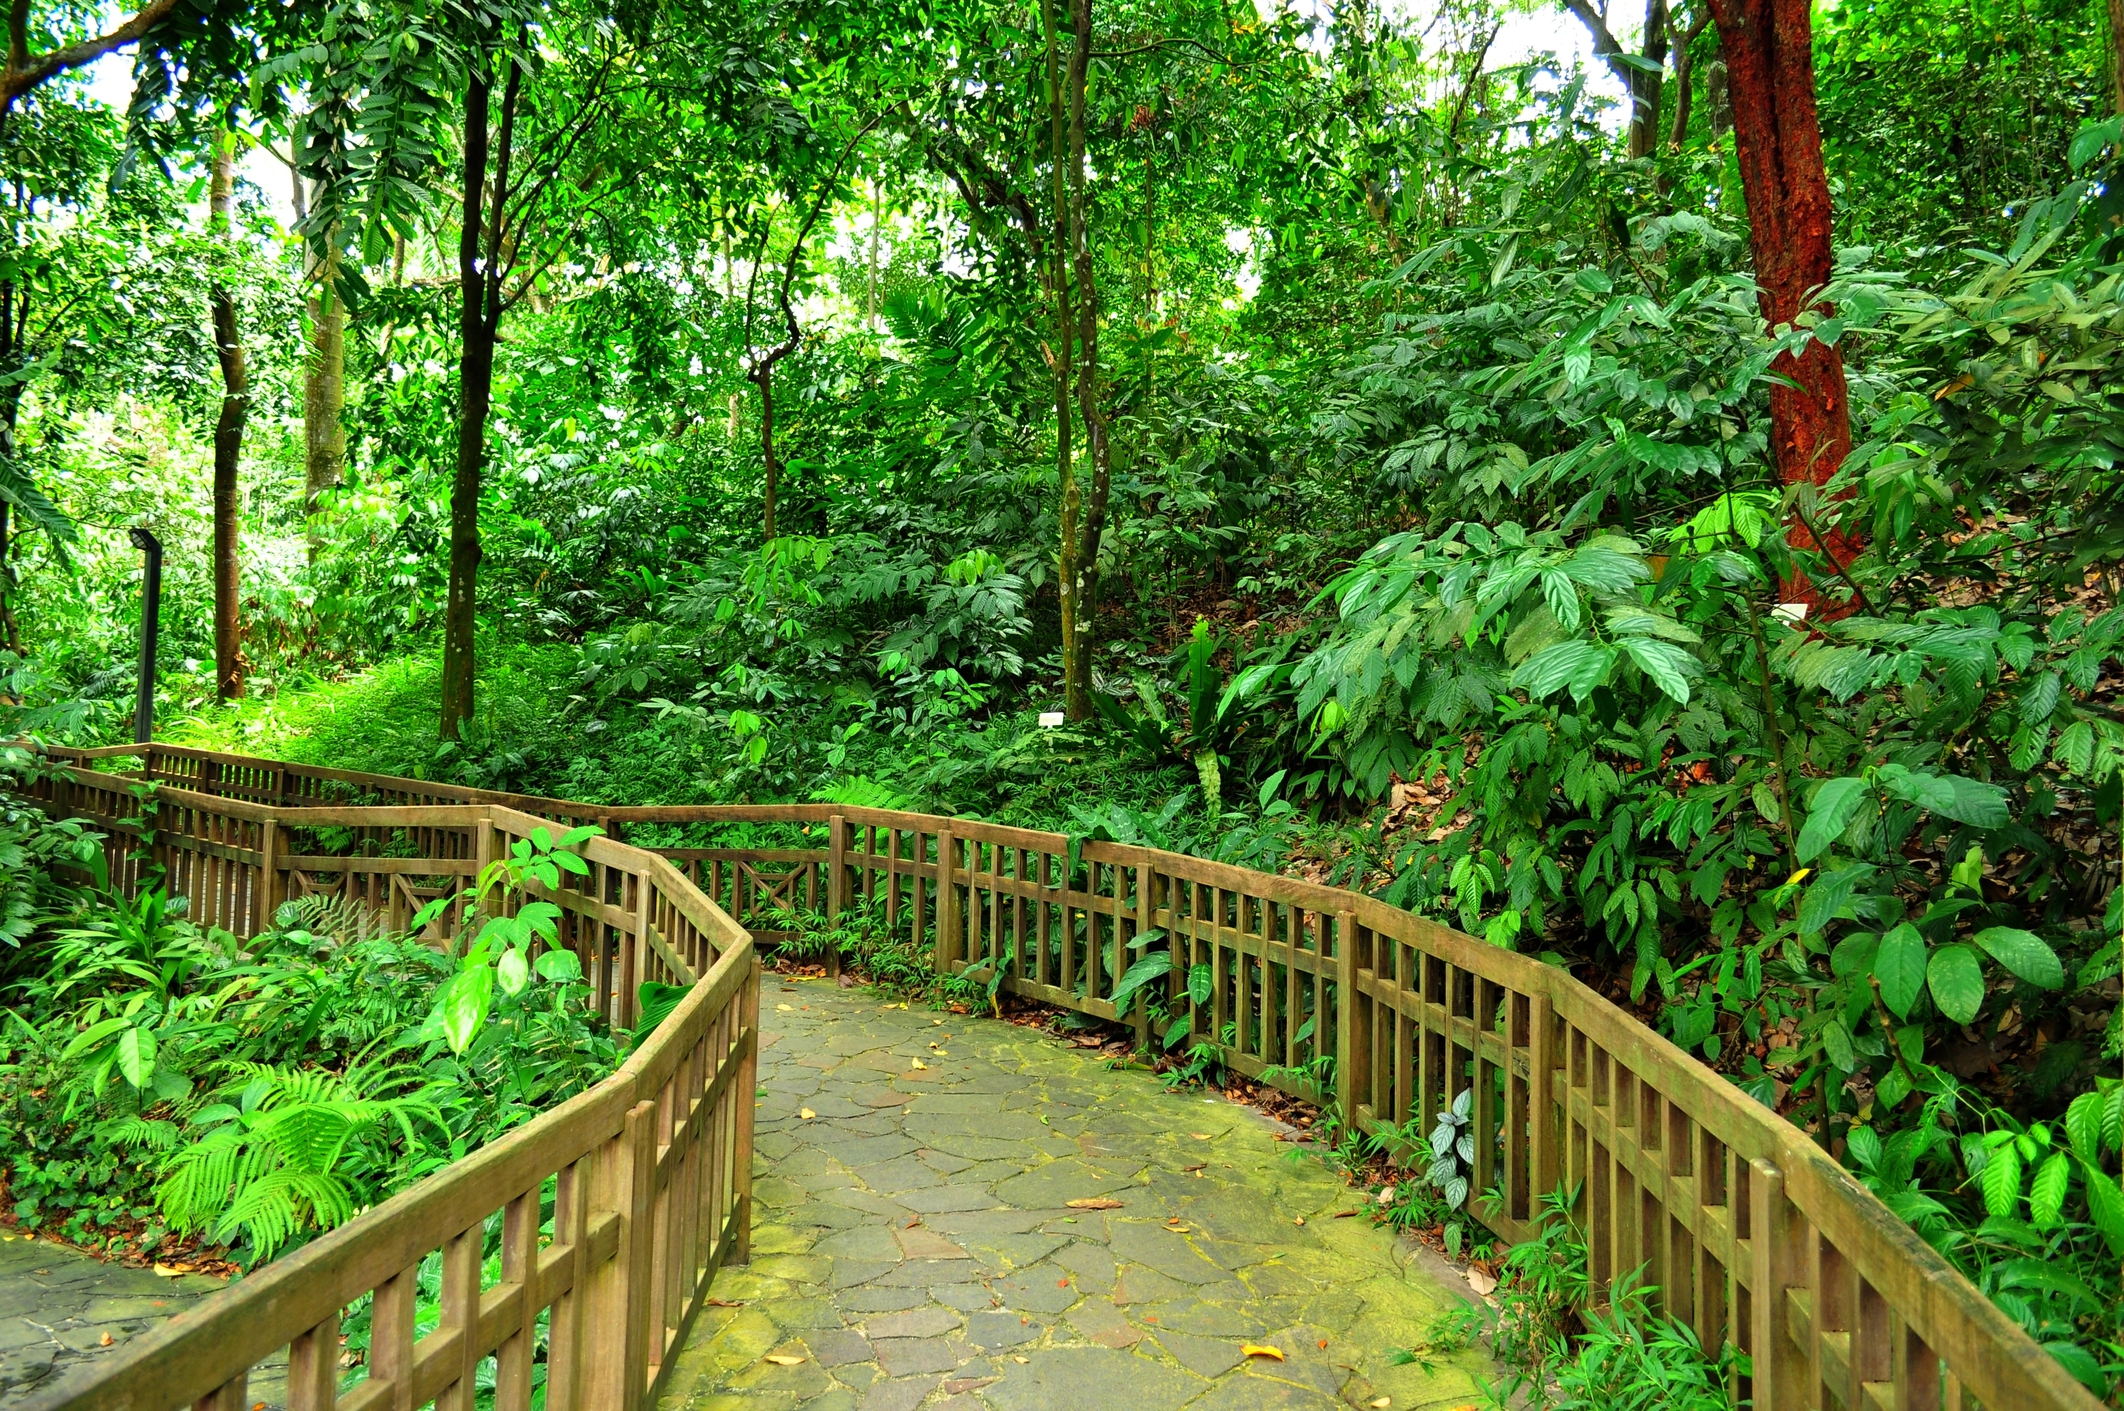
[1874,923,1927,1018]
[1111,953,1173,1012]
[1620,637,1694,704]
[116,1026,157,1090]
[1797,777,1870,862]
[439,966,495,1055]
[1878,768,2009,828]
[1926,945,1984,1025]
[1972,927,2065,988]
[1187,961,1213,1007]
[1511,640,1606,702]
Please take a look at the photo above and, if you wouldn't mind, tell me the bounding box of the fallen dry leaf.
[1317,1339,1329,1349]
[1064,1197,1124,1210]
[776,1003,793,1012]
[1334,1210,1358,1219]
[1190,1132,1212,1140]
[1240,1344,1285,1361]
[1467,1268,1498,1297]
[910,1058,927,1070]
[98,1332,113,1347]
[152,1264,188,1277]
[1292,1216,1306,1226]
[1012,1355,1030,1364]
[763,1354,806,1367]
[1371,1399,1391,1409]
[799,1108,816,1120]
[1182,1163,1206,1173]
[705,1298,745,1308]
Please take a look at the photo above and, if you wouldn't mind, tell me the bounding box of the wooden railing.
[18,744,2105,1411]
[15,753,758,1411]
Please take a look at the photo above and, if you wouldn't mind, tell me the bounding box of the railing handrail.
[13,741,2103,1411]
[12,755,759,1411]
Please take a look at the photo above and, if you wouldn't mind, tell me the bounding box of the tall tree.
[1059,0,1112,719]
[302,1,642,737]
[283,158,343,558]
[207,127,246,700]
[1707,0,1860,615]
[1565,0,1672,159]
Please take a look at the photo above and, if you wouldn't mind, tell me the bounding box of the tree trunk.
[286,167,343,559]
[208,130,248,702]
[1564,0,1672,160]
[1045,0,1084,718]
[1630,0,1671,159]
[756,363,779,540]
[1668,10,1711,149]
[441,59,517,738]
[1707,0,1861,617]
[1064,0,1111,715]
[2112,0,2123,113]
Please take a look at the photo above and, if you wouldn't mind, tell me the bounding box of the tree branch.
[1,0,181,109]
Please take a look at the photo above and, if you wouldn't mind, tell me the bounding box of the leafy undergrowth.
[0,801,617,1275]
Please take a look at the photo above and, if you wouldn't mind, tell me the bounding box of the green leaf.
[1798,863,1875,935]
[1874,923,1927,1019]
[1797,777,1869,862]
[2068,115,2124,170]
[1879,770,2009,828]
[1620,637,1695,704]
[1187,961,1213,1007]
[1511,641,1611,704]
[535,948,583,983]
[497,946,530,997]
[1972,928,2064,988]
[1875,1062,1912,1112]
[1111,953,1173,1012]
[2028,1152,2071,1228]
[1926,945,1985,1026]
[2065,1090,2103,1165]
[2082,1167,2124,1257]
[116,1026,156,1090]
[1982,1141,2023,1218]
[439,966,495,1055]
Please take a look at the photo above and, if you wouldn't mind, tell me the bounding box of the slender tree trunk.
[867,178,882,332]
[1707,0,1861,617]
[208,130,248,701]
[1044,0,1083,717]
[441,58,517,738]
[1669,11,1710,149]
[1065,0,1111,715]
[1631,0,1671,159]
[290,168,345,560]
[757,365,779,540]
[0,278,19,656]
[2112,0,2123,113]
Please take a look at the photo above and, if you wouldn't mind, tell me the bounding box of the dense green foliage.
[0,0,2120,1394]
[0,785,613,1265]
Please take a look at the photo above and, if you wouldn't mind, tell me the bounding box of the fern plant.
[148,1058,443,1260]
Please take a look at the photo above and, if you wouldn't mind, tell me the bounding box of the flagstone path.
[0,1235,225,1405]
[659,981,1496,1411]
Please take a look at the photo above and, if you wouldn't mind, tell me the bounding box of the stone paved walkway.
[0,1234,225,1405]
[660,981,1495,1411]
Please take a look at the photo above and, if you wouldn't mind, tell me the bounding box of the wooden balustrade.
[14,763,756,1411]
[13,744,2103,1411]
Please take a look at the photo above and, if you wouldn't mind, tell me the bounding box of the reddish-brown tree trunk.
[1708,0,1862,618]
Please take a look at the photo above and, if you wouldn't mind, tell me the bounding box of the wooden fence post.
[620,1099,658,1409]
[734,956,759,1264]
[1335,910,1359,1122]
[256,816,280,936]
[934,829,957,976]
[1131,859,1153,1049]
[1530,990,1559,1211]
[827,813,847,979]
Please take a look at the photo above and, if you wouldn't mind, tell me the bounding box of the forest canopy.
[1,0,2123,1395]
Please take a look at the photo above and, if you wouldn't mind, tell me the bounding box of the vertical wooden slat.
[288,1312,339,1411]
[369,1261,419,1411]
[438,1220,484,1411]
[934,829,957,974]
[494,1183,540,1411]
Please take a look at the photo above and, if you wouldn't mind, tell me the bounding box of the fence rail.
[15,751,758,1411]
[18,742,2104,1411]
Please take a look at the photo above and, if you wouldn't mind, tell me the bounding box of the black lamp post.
[129,527,162,745]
